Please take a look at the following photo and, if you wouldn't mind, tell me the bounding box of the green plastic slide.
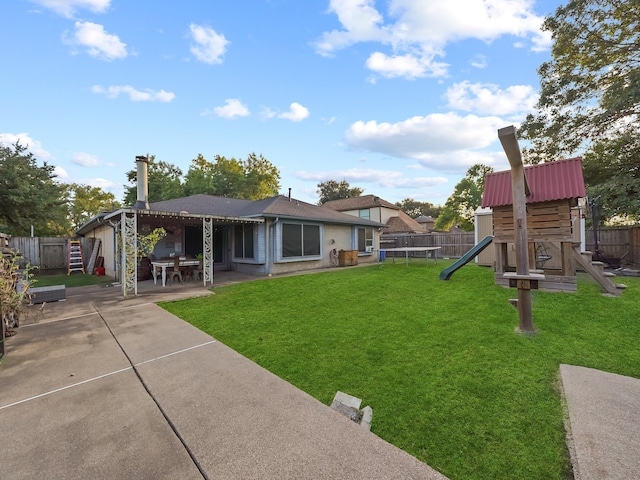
[439,235,493,281]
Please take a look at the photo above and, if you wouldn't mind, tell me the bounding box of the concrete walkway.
[560,364,640,480]
[0,281,447,480]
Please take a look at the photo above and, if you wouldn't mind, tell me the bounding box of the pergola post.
[203,217,214,285]
[121,211,138,298]
[498,126,535,333]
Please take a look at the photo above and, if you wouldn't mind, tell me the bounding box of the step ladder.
[68,239,85,275]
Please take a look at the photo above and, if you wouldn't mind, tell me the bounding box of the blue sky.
[2,0,563,207]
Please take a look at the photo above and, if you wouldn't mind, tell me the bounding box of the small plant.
[1,254,37,335]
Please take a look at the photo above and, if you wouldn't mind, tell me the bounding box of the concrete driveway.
[0,282,447,479]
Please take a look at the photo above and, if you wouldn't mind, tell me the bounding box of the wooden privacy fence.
[7,237,95,272]
[381,232,475,258]
[585,226,640,268]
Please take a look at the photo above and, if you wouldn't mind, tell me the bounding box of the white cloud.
[366,51,448,79]
[315,0,550,78]
[212,99,250,118]
[384,0,548,46]
[54,166,69,179]
[314,0,388,56]
[263,103,310,122]
[29,0,110,18]
[92,85,175,102]
[295,168,403,183]
[83,177,121,191]
[469,54,487,69]
[414,150,509,171]
[445,81,538,116]
[189,24,229,64]
[72,152,107,167]
[278,102,310,122]
[345,112,506,163]
[0,132,51,160]
[294,167,448,190]
[65,21,127,60]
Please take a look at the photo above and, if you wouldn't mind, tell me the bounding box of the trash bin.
[379,250,386,262]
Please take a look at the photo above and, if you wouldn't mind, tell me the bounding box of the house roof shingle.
[151,194,383,227]
[149,194,253,217]
[322,195,400,212]
[481,157,586,208]
[384,211,424,233]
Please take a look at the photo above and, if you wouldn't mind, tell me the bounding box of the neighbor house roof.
[414,215,435,223]
[322,195,400,212]
[384,211,424,233]
[152,194,384,227]
[481,157,586,208]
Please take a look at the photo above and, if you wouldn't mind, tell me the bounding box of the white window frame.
[276,222,323,263]
[354,226,375,254]
[233,223,256,263]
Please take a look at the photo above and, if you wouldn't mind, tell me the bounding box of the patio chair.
[170,257,183,285]
[183,264,195,282]
[193,259,204,282]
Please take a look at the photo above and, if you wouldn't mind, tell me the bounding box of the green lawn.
[32,272,114,288]
[161,261,640,480]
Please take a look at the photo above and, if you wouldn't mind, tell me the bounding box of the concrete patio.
[0,276,447,479]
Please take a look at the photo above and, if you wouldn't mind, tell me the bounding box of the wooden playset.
[482,146,626,296]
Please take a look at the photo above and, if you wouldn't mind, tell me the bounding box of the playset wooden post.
[498,126,540,333]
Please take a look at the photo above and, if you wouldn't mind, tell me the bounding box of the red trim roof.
[481,157,586,208]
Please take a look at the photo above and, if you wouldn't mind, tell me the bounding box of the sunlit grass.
[161,261,640,480]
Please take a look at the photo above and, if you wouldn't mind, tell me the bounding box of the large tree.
[519,0,640,220]
[316,180,364,205]
[244,152,281,200]
[396,198,442,219]
[123,155,184,205]
[183,153,280,199]
[434,164,493,232]
[66,183,121,231]
[0,142,67,236]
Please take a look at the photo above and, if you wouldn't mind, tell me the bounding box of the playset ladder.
[68,240,85,274]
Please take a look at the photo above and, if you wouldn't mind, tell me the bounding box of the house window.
[282,223,321,258]
[359,209,370,220]
[234,224,254,259]
[357,227,374,253]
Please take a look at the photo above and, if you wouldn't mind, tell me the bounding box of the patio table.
[151,260,200,287]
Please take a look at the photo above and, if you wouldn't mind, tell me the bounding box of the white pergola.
[107,208,264,297]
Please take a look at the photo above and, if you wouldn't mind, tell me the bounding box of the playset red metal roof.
[481,157,586,207]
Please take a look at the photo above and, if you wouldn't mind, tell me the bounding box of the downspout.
[268,217,279,276]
